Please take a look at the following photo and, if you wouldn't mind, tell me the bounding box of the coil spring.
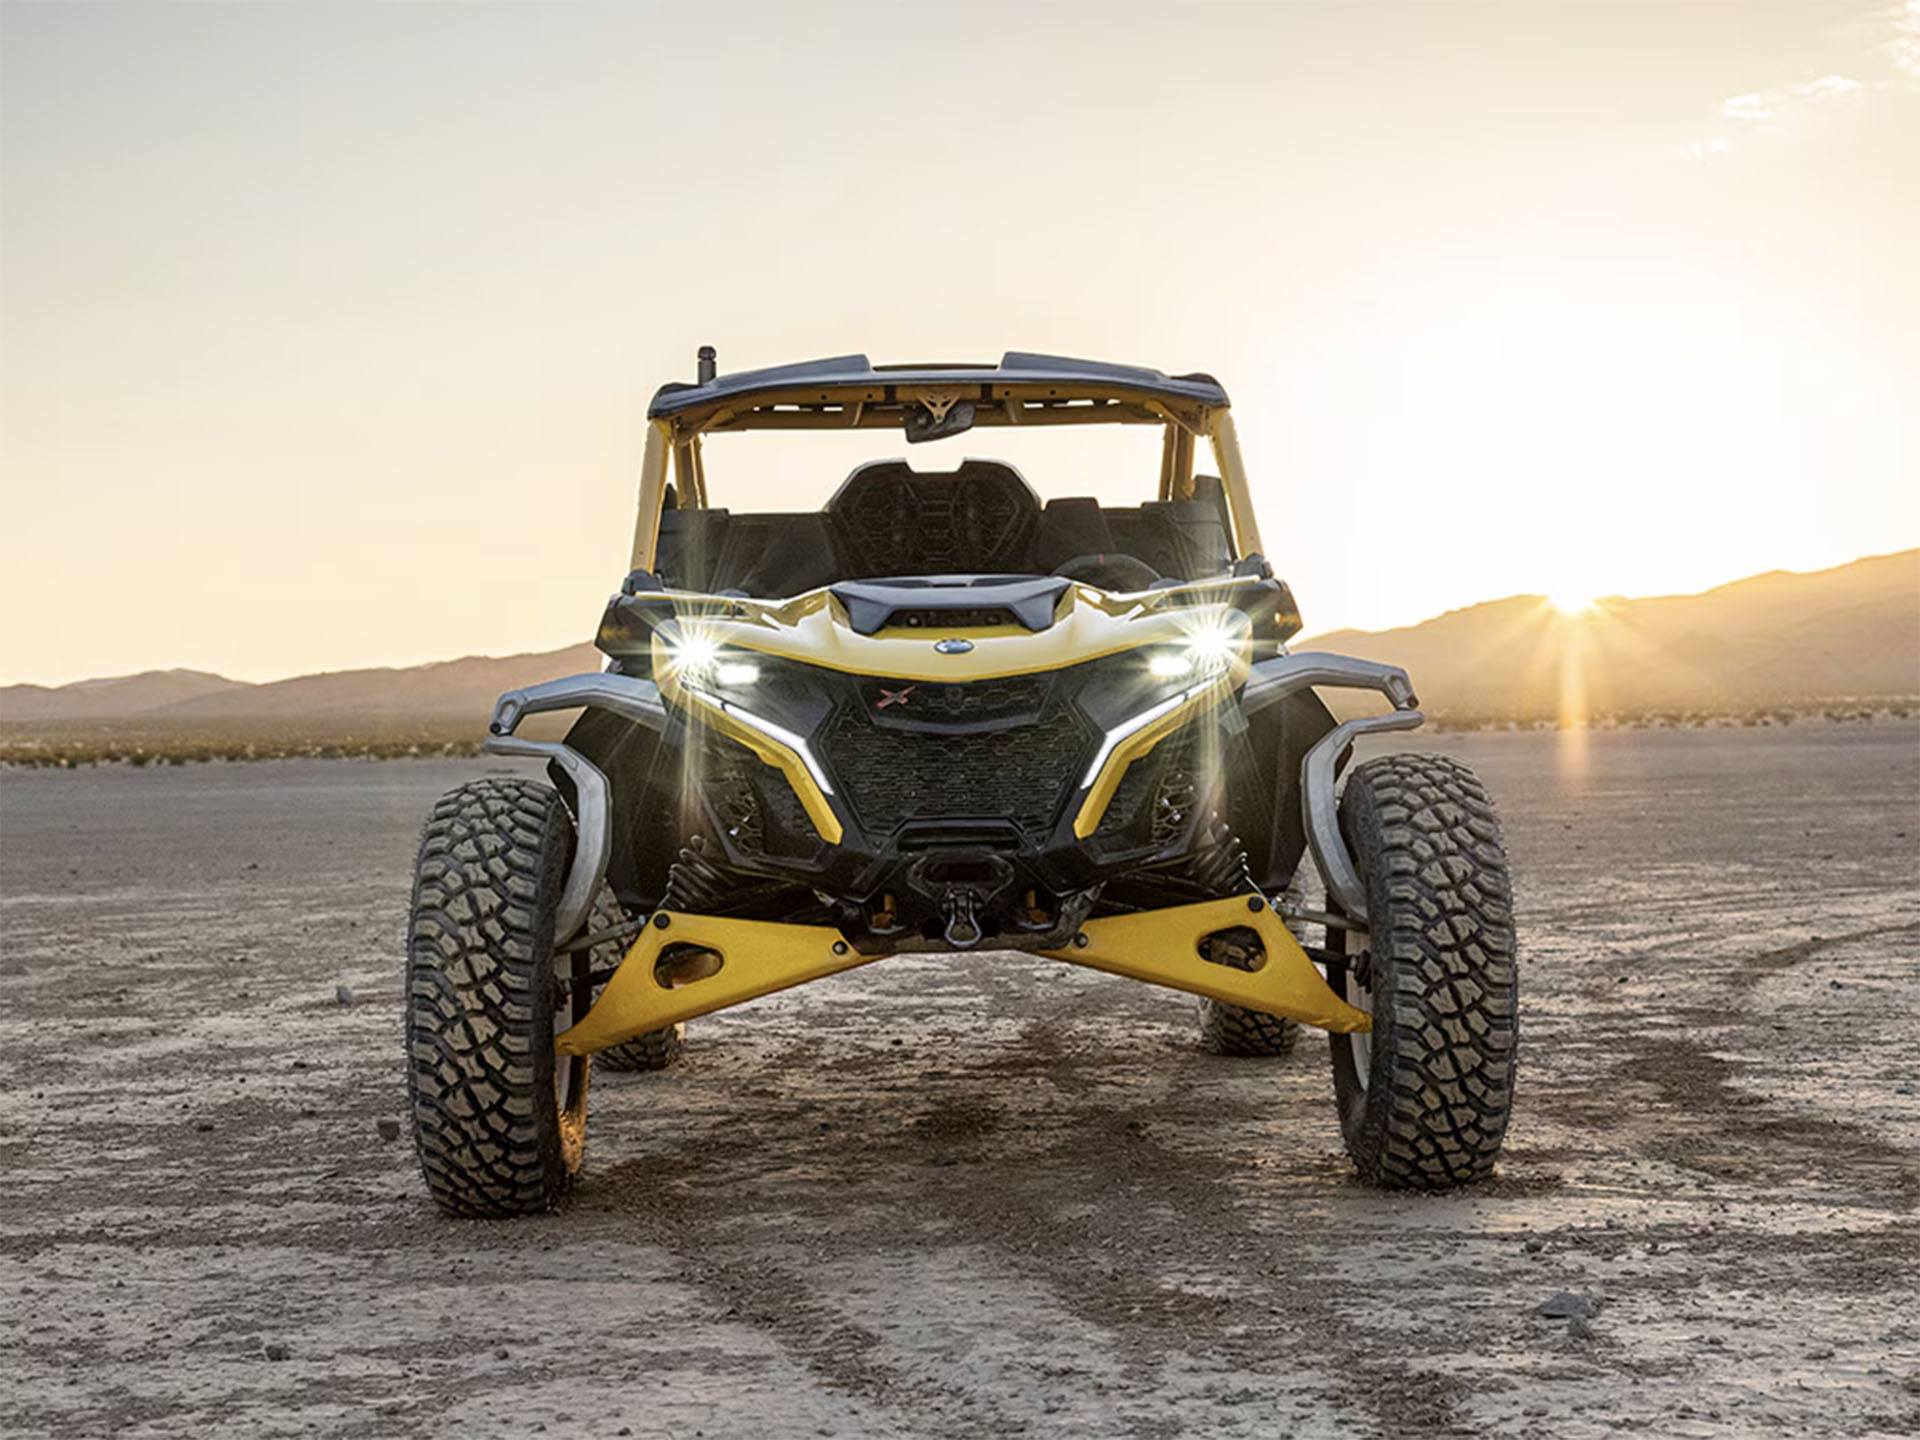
[1185,816,1264,972]
[662,834,731,912]
[1185,815,1256,896]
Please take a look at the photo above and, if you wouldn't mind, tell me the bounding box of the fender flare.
[1239,652,1425,921]
[484,672,668,942]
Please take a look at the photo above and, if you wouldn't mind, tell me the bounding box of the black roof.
[647,351,1230,419]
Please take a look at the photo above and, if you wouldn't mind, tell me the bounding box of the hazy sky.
[3,1,1916,685]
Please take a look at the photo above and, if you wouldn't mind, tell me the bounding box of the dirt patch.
[2,726,1918,1438]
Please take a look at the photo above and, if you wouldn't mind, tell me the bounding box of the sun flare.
[1548,591,1599,617]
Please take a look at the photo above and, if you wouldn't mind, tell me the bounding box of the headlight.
[666,640,830,795]
[1148,651,1192,679]
[1090,623,1245,788]
[668,631,721,675]
[1184,624,1241,670]
[1145,625,1241,680]
[666,631,759,686]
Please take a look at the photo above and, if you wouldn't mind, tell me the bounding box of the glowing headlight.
[668,632,721,677]
[667,633,759,686]
[1184,625,1240,670]
[1148,651,1192,679]
[1146,626,1240,681]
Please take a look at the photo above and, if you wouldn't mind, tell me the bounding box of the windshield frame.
[627,382,1261,581]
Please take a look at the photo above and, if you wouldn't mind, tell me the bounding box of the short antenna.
[697,345,717,384]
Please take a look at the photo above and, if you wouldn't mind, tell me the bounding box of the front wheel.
[1327,752,1517,1189]
[406,778,591,1217]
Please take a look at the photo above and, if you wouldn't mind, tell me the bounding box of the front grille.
[825,689,1091,839]
[854,674,1050,729]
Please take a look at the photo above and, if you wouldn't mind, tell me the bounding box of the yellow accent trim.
[628,419,674,572]
[654,586,1261,684]
[1206,410,1263,560]
[657,657,844,844]
[557,913,883,1055]
[1042,898,1371,1032]
[1072,673,1237,839]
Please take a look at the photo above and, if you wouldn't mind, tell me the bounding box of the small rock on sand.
[264,1342,291,1361]
[376,1118,401,1141]
[1536,1292,1596,1319]
[335,985,355,1007]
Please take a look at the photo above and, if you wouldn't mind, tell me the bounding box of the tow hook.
[941,889,984,949]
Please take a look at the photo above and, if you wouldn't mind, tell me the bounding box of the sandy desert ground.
[2,724,1917,1439]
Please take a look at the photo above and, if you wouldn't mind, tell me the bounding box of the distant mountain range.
[1307,548,1919,719]
[0,668,251,721]
[0,645,598,729]
[3,551,1915,745]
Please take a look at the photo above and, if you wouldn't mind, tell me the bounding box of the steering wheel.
[1051,553,1162,592]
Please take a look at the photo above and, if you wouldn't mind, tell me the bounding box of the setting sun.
[1548,591,1600,617]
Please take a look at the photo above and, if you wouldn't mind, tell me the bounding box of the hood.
[645,574,1263,684]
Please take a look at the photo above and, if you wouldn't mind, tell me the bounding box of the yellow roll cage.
[627,380,1263,582]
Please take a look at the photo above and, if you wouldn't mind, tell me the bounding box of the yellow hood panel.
[652,580,1260,683]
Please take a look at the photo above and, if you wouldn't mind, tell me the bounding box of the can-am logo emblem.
[933,637,974,654]
[876,685,916,710]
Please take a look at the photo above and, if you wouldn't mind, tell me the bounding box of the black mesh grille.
[1151,736,1200,847]
[1094,732,1197,846]
[855,674,1050,727]
[698,735,817,858]
[703,741,764,853]
[826,693,1090,839]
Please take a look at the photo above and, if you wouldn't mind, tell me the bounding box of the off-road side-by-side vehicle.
[406,350,1517,1216]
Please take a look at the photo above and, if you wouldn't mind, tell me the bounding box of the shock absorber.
[1182,814,1264,973]
[1186,816,1257,897]
[662,834,731,912]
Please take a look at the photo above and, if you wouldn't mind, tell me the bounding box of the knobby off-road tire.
[1198,989,1301,1056]
[1196,887,1304,1057]
[595,1020,685,1072]
[407,778,592,1217]
[587,889,686,1073]
[1328,753,1517,1189]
